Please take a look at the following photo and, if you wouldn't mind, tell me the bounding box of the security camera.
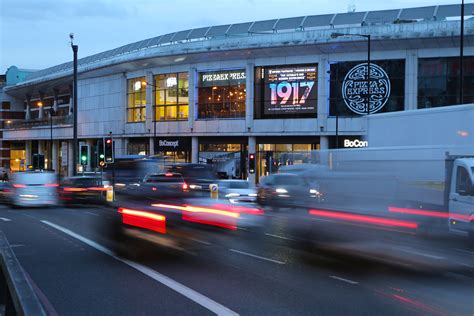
[69,33,74,40]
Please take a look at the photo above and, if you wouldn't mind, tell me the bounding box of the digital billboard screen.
[255,65,318,118]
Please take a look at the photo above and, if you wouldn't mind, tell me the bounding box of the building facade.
[1,4,474,183]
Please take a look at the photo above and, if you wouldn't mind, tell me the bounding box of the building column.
[319,136,330,167]
[38,140,44,155]
[145,71,154,135]
[405,50,418,110]
[188,67,197,130]
[25,94,32,120]
[149,137,155,156]
[68,85,73,115]
[317,55,330,131]
[245,63,255,131]
[53,88,59,112]
[248,136,256,185]
[68,140,74,176]
[25,140,32,166]
[38,91,45,119]
[52,141,58,172]
[191,136,198,163]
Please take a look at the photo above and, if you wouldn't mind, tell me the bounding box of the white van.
[11,171,58,207]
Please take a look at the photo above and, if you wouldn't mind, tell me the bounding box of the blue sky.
[0,0,466,73]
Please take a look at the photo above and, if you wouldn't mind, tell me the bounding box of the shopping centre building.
[1,4,473,182]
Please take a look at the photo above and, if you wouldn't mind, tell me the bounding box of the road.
[0,204,473,315]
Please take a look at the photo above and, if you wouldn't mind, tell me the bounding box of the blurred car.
[0,181,13,204]
[10,171,58,207]
[59,176,109,206]
[257,173,322,210]
[219,180,257,204]
[163,163,218,196]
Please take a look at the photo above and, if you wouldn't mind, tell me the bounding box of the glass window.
[127,77,146,123]
[456,166,472,194]
[198,70,246,119]
[154,72,189,121]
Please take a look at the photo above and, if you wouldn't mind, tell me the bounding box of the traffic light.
[80,145,89,166]
[248,153,256,174]
[98,153,106,168]
[104,137,114,163]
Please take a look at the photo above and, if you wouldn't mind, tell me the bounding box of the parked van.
[10,171,58,207]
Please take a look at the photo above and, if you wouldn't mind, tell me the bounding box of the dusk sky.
[0,0,466,73]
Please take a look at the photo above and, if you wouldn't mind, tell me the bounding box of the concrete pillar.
[319,136,330,167]
[149,137,155,156]
[121,138,129,156]
[69,85,73,115]
[191,136,199,163]
[245,63,255,131]
[320,136,329,150]
[248,136,256,185]
[188,67,197,130]
[25,94,31,120]
[317,55,330,130]
[25,140,32,166]
[52,141,58,172]
[405,50,418,110]
[38,140,44,155]
[145,71,154,132]
[53,88,59,112]
[68,140,74,176]
[38,91,45,119]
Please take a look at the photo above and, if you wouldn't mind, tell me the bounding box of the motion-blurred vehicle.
[0,181,12,204]
[105,156,167,186]
[58,176,109,206]
[10,171,58,207]
[257,173,322,211]
[163,163,218,196]
[218,180,257,204]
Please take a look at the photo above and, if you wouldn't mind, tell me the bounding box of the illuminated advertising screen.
[255,65,318,118]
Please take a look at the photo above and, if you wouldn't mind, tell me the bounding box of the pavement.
[0,204,473,315]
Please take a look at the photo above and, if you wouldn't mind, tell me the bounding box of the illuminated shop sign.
[342,63,390,115]
[343,139,368,148]
[256,65,317,117]
[199,70,246,87]
[155,138,190,151]
[330,60,404,117]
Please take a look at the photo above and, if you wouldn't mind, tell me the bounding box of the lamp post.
[331,32,372,115]
[70,34,78,176]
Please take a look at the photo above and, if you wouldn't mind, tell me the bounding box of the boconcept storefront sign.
[155,137,190,151]
[344,139,368,148]
[342,63,391,115]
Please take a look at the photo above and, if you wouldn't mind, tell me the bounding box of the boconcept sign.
[158,140,179,148]
[342,63,391,115]
[344,139,368,148]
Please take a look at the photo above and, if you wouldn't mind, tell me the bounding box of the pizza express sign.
[199,70,246,87]
[342,63,391,115]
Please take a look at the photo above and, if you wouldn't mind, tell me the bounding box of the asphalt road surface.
[0,205,473,315]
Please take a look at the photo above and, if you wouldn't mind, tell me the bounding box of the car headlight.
[309,189,319,195]
[189,184,202,190]
[275,188,288,194]
[225,193,240,198]
[249,193,257,197]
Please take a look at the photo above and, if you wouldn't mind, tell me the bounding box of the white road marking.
[264,233,295,241]
[398,247,445,260]
[454,248,474,255]
[40,220,238,316]
[84,211,99,216]
[0,217,11,222]
[187,237,211,245]
[329,275,359,285]
[228,248,286,265]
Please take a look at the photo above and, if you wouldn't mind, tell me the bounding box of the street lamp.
[331,32,372,115]
[70,33,78,176]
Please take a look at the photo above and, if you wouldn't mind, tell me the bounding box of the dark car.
[257,173,322,211]
[59,176,109,205]
[163,163,218,196]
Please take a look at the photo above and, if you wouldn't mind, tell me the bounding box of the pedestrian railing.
[0,231,46,315]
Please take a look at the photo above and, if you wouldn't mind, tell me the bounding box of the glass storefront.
[418,57,474,108]
[154,72,189,121]
[256,139,320,179]
[330,60,405,116]
[155,137,191,163]
[198,139,247,179]
[198,70,246,119]
[127,77,146,122]
[255,64,318,119]
[128,138,149,155]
